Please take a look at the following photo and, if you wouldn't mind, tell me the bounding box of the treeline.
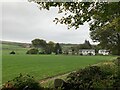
[26,38,107,55]
[26,39,62,55]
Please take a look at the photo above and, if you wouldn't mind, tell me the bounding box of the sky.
[1,0,96,44]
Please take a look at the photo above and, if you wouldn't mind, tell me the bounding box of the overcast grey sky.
[1,0,95,44]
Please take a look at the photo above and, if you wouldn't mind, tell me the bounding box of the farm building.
[79,49,95,55]
[98,50,110,55]
[62,49,110,56]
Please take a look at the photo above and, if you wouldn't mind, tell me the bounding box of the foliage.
[66,66,104,89]
[10,51,15,55]
[32,39,47,49]
[114,57,120,66]
[54,43,62,54]
[26,48,39,54]
[31,39,56,54]
[54,79,67,89]
[59,59,120,90]
[44,44,53,54]
[48,41,55,53]
[29,1,120,55]
[79,40,92,49]
[2,74,41,90]
[39,51,46,54]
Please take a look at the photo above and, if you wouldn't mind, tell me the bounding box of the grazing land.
[2,41,116,84]
[2,55,115,83]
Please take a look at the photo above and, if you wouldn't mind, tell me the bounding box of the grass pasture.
[2,55,115,84]
[2,43,29,55]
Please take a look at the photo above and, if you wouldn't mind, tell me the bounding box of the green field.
[1,42,116,84]
[2,55,115,83]
[2,43,29,55]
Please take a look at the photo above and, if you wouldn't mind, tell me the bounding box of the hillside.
[1,41,31,55]
[1,41,31,48]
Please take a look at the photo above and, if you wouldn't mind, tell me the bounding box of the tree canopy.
[54,43,62,54]
[32,39,47,49]
[29,1,120,55]
[31,39,56,54]
[80,40,92,49]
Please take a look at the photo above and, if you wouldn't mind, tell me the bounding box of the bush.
[60,64,120,90]
[66,66,104,89]
[114,57,120,66]
[2,74,41,90]
[113,57,120,89]
[10,51,15,55]
[26,48,39,54]
[39,51,45,54]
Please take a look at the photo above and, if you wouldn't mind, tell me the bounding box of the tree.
[80,40,92,49]
[48,41,55,53]
[31,39,47,49]
[26,48,39,54]
[29,1,120,55]
[54,43,62,54]
[44,44,52,54]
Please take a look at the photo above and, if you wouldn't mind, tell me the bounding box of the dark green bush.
[10,51,15,55]
[2,74,41,90]
[60,64,120,90]
[66,66,104,89]
[114,57,120,66]
[39,51,45,54]
[112,57,120,89]
[26,48,39,54]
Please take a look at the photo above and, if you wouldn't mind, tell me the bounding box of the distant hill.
[1,41,31,48]
[1,41,32,55]
[1,40,80,49]
[60,43,79,50]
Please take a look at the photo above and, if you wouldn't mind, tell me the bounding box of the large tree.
[48,41,55,52]
[54,43,62,54]
[45,41,55,54]
[30,1,120,55]
[31,39,47,49]
[80,40,92,49]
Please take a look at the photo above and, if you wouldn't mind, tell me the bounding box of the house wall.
[98,50,109,55]
[79,50,95,55]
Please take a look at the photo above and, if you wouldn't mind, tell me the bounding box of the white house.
[98,50,109,55]
[79,49,95,55]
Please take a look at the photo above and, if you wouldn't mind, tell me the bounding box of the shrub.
[66,66,104,89]
[2,74,41,90]
[60,65,120,90]
[39,51,45,54]
[26,48,39,54]
[112,57,120,89]
[114,57,120,66]
[10,51,15,55]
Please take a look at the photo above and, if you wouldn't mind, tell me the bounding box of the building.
[98,50,110,55]
[79,49,95,55]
